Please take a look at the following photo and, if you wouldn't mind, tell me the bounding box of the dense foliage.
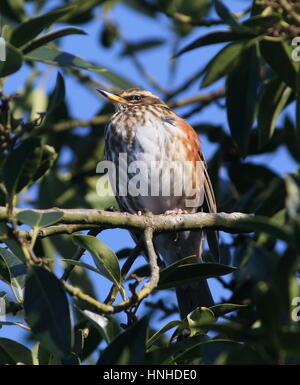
[0,0,300,365]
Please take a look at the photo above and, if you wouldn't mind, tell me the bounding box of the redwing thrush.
[97,88,219,319]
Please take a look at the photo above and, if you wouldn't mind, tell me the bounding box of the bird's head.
[96,88,167,111]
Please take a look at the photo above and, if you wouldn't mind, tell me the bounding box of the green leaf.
[47,72,65,115]
[258,78,292,147]
[214,0,250,33]
[236,215,292,242]
[17,210,63,228]
[201,40,250,88]
[177,30,252,57]
[3,137,50,195]
[22,27,87,54]
[25,46,104,72]
[120,38,164,56]
[97,317,148,365]
[81,309,120,344]
[25,46,134,89]
[24,266,73,358]
[226,43,260,156]
[158,263,236,290]
[72,235,122,286]
[0,223,26,262]
[4,141,56,200]
[260,39,299,91]
[32,144,57,182]
[210,303,248,318]
[187,307,215,336]
[174,339,239,365]
[61,259,103,276]
[145,334,207,365]
[285,175,300,220]
[242,14,281,34]
[146,320,181,349]
[10,5,74,48]
[0,248,26,301]
[0,338,33,365]
[0,42,23,77]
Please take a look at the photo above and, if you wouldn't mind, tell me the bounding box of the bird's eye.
[127,95,142,101]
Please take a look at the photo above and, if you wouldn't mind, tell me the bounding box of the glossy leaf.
[25,46,134,89]
[0,42,23,77]
[24,266,73,358]
[187,307,215,336]
[258,78,292,147]
[10,6,74,48]
[61,259,103,276]
[226,43,260,156]
[0,248,26,301]
[158,263,236,290]
[146,320,181,349]
[175,339,239,365]
[210,303,248,318]
[97,317,148,365]
[72,235,122,286]
[201,40,249,88]
[260,39,299,91]
[47,72,65,115]
[0,338,33,365]
[82,310,120,344]
[177,30,252,57]
[17,210,63,228]
[214,0,250,33]
[23,27,87,54]
[3,137,57,196]
[285,175,300,219]
[120,38,164,56]
[243,14,281,34]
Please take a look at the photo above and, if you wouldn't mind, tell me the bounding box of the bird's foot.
[164,208,188,215]
[133,210,143,216]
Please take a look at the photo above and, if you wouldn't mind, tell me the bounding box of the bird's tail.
[176,279,214,319]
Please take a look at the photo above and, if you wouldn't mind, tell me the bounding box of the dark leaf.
[0,248,26,301]
[210,303,248,318]
[201,40,251,88]
[10,6,74,48]
[260,39,299,91]
[97,317,148,365]
[0,42,23,77]
[258,78,292,148]
[243,14,281,34]
[121,38,164,56]
[22,27,87,54]
[25,46,134,89]
[3,138,50,195]
[214,0,250,33]
[24,266,73,358]
[226,43,260,156]
[177,30,252,57]
[158,263,236,290]
[47,72,65,115]
[0,338,33,365]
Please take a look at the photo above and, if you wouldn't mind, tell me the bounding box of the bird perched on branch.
[98,87,219,319]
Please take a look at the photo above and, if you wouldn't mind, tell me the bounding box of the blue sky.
[1,0,298,358]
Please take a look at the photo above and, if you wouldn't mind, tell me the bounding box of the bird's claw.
[164,208,188,215]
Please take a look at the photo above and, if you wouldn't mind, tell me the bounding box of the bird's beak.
[96,89,128,104]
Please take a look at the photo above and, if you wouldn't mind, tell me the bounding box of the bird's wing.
[202,159,220,262]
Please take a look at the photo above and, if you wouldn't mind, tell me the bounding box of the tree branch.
[0,207,253,235]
